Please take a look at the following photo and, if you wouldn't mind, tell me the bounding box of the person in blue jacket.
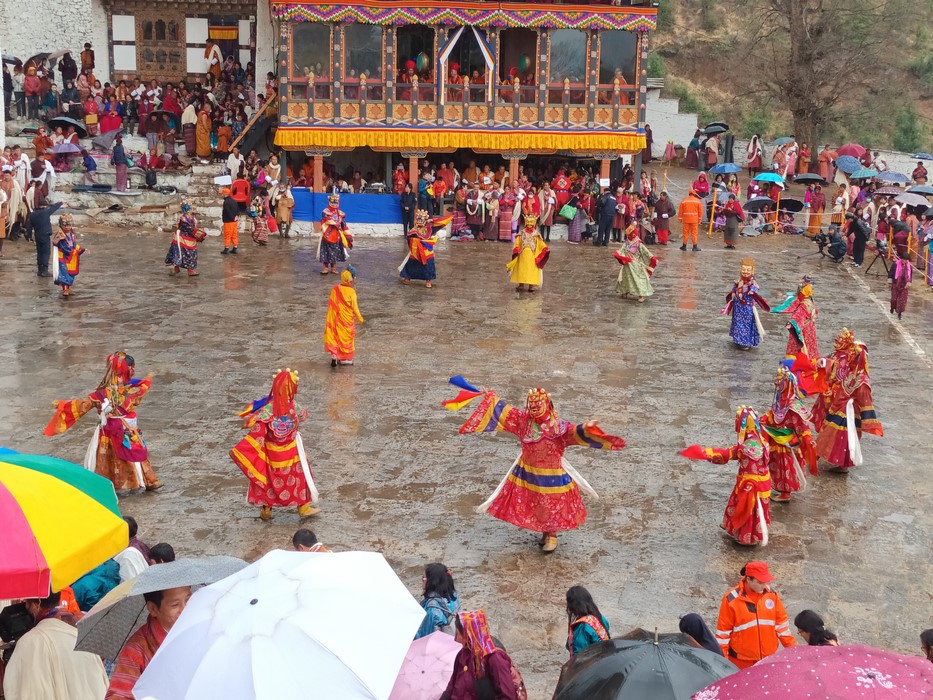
[415,562,461,639]
[566,585,610,656]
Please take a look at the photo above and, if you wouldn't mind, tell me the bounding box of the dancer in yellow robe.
[323,268,364,366]
[506,213,549,292]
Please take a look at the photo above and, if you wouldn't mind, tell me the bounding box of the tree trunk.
[792,110,821,171]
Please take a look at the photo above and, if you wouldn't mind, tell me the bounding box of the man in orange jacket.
[677,189,704,252]
[716,561,796,668]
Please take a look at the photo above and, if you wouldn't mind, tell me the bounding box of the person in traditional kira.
[230,369,320,521]
[443,380,626,553]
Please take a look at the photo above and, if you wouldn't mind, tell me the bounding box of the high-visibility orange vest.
[715,580,796,668]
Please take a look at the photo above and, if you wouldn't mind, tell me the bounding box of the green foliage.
[741,108,772,139]
[893,106,925,153]
[909,53,933,87]
[646,53,667,79]
[699,0,717,32]
[657,0,673,32]
[668,80,716,125]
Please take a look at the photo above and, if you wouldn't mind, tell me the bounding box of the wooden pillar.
[408,155,419,191]
[600,158,611,182]
[313,155,325,193]
[509,157,519,183]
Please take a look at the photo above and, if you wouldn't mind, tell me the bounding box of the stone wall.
[0,0,108,81]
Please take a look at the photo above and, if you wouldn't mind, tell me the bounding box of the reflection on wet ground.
[1,221,931,696]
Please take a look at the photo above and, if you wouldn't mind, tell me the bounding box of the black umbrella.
[923,207,933,218]
[48,116,87,138]
[777,197,805,214]
[793,173,827,185]
[744,196,776,212]
[553,629,737,700]
[2,55,21,65]
[705,121,729,131]
[702,124,728,136]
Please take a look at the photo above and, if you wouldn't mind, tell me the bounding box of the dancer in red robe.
[772,275,818,359]
[682,407,771,546]
[813,329,882,472]
[760,367,816,502]
[230,369,320,521]
[443,378,625,553]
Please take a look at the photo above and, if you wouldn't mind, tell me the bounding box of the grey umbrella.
[91,128,123,152]
[75,555,247,660]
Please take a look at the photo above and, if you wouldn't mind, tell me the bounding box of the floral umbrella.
[693,644,933,699]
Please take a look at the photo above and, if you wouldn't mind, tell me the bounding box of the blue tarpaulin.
[293,189,402,224]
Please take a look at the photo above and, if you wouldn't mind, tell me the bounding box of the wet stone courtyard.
[1,221,931,697]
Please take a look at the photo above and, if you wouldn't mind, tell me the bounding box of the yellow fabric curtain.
[209,26,239,40]
[275,127,645,154]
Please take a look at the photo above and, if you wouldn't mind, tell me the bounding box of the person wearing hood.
[680,613,723,656]
[692,172,710,197]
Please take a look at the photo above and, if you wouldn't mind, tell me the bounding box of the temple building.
[271,0,658,191]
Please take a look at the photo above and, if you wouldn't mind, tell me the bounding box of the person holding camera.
[826,228,847,262]
[846,212,869,268]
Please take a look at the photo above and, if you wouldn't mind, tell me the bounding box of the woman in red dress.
[449,384,626,553]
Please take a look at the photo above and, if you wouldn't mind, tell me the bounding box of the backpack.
[145,169,157,188]
[422,596,457,635]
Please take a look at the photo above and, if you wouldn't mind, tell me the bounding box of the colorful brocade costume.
[319,194,352,270]
[324,268,365,365]
[723,259,770,349]
[444,379,625,552]
[614,224,658,301]
[164,201,205,275]
[400,209,437,285]
[813,329,882,471]
[506,214,549,290]
[760,367,816,501]
[230,369,319,520]
[682,407,771,546]
[772,276,818,359]
[44,351,161,491]
[51,214,86,297]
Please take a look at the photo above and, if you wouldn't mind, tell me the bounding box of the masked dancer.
[319,193,352,275]
[723,258,770,350]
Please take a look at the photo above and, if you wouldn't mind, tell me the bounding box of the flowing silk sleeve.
[854,384,883,437]
[458,391,524,437]
[562,423,626,450]
[681,444,739,464]
[43,395,97,436]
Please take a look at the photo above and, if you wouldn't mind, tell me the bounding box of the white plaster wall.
[255,0,276,88]
[644,88,698,158]
[0,0,108,82]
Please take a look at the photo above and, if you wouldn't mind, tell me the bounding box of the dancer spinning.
[319,193,352,275]
[45,351,161,491]
[506,211,549,292]
[723,258,770,350]
[614,222,658,302]
[443,377,626,553]
[399,209,437,288]
[51,213,86,297]
[230,369,319,521]
[772,274,818,358]
[813,328,882,472]
[164,199,205,276]
[681,407,771,546]
[760,366,816,503]
[324,267,364,366]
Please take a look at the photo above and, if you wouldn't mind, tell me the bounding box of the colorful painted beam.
[271,1,657,32]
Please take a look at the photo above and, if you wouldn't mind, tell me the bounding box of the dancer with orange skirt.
[45,351,161,491]
[760,367,816,503]
[443,377,626,553]
[813,328,882,472]
[682,407,771,546]
[51,213,86,297]
[230,369,319,521]
[324,267,364,366]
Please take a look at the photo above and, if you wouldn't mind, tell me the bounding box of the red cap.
[744,561,774,583]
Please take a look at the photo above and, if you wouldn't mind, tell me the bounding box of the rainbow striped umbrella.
[0,448,128,599]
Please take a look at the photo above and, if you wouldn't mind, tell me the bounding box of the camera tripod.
[864,246,890,276]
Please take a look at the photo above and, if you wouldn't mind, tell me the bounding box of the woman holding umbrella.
[806,184,826,234]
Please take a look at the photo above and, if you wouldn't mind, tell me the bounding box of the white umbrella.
[133,550,426,700]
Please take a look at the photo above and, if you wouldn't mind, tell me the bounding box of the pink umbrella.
[837,143,867,159]
[693,644,933,699]
[389,631,462,700]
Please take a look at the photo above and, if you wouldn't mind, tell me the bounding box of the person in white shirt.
[226,145,245,179]
[11,146,29,191]
[871,151,888,172]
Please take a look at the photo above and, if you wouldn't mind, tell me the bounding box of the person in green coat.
[614,223,658,302]
[566,586,611,656]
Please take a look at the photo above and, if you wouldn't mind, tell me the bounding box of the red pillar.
[313,155,324,193]
[408,156,419,193]
[600,158,611,183]
[509,157,519,184]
